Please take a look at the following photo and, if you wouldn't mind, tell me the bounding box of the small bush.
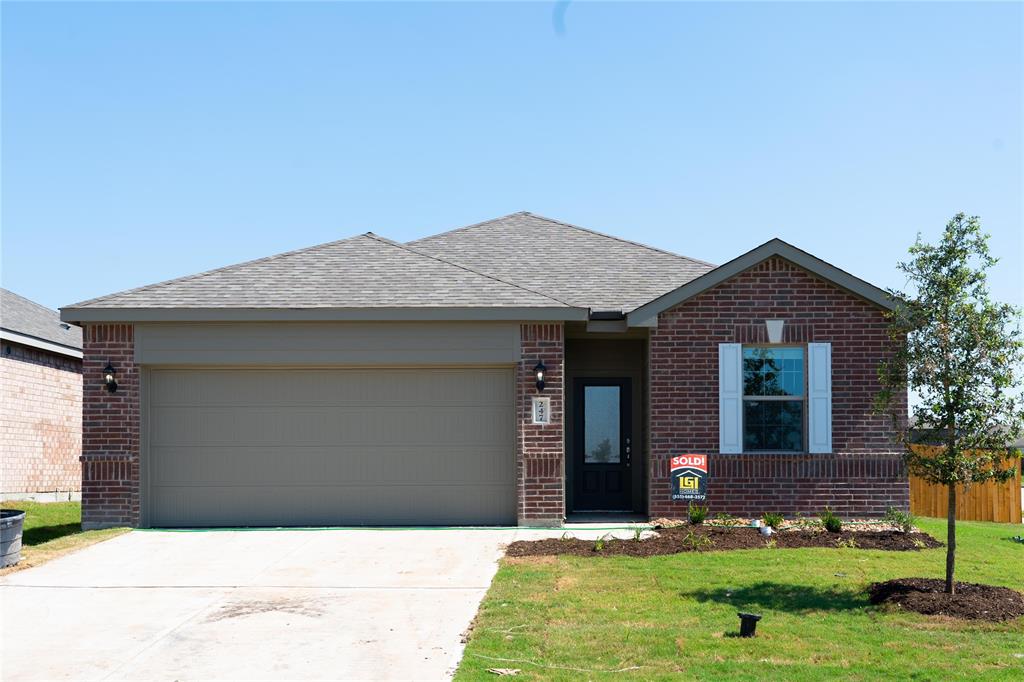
[764,537,777,549]
[594,533,610,552]
[836,536,859,549]
[820,507,843,533]
[632,526,644,542]
[761,512,784,530]
[714,512,740,527]
[681,531,714,551]
[883,507,916,533]
[792,511,822,530]
[688,502,709,525]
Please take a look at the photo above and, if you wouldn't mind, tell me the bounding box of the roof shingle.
[66,233,575,310]
[1,289,83,350]
[410,212,715,312]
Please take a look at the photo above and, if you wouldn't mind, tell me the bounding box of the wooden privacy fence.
[908,445,1023,524]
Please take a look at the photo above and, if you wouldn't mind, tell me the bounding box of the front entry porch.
[564,329,648,519]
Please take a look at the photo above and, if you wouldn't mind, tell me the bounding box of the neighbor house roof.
[626,238,897,326]
[62,233,586,322]
[1,289,83,358]
[410,212,716,313]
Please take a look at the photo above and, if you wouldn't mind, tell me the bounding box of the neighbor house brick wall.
[0,342,82,495]
[517,323,565,525]
[80,324,139,529]
[649,256,908,518]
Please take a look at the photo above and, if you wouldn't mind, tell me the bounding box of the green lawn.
[456,518,1024,681]
[1,501,129,574]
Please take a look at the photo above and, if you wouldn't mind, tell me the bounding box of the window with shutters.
[742,346,805,451]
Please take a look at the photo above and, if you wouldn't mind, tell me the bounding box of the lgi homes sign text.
[670,454,708,501]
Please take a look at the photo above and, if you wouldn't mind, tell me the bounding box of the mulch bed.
[869,578,1024,621]
[505,526,942,558]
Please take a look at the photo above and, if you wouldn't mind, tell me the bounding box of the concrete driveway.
[1,527,572,681]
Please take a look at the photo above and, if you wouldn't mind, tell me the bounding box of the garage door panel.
[150,368,512,406]
[151,446,515,486]
[147,368,517,526]
[151,483,515,527]
[150,406,514,447]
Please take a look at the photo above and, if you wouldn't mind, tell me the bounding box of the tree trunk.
[945,483,957,594]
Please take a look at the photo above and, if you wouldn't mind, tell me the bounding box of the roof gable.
[626,238,896,326]
[410,212,715,313]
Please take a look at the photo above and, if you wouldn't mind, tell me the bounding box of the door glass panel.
[584,386,620,463]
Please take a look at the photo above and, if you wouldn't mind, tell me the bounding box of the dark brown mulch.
[505,526,942,558]
[869,578,1024,621]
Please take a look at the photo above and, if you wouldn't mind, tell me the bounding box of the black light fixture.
[103,362,118,393]
[533,360,546,392]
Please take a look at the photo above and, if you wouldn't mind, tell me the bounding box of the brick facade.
[80,324,139,529]
[0,342,82,496]
[79,265,904,526]
[648,257,909,518]
[517,323,565,525]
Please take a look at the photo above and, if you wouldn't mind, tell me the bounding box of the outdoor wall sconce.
[534,360,546,392]
[103,363,118,393]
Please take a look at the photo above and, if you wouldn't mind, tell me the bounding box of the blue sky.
[2,1,1021,311]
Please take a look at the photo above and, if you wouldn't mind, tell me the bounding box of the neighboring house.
[2,289,83,501]
[60,212,908,529]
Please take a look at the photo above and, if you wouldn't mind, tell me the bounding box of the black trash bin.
[1,509,26,567]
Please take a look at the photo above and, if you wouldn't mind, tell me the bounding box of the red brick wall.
[81,324,139,529]
[1,343,82,495]
[649,257,908,519]
[517,323,565,525]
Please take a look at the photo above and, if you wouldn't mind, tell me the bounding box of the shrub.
[681,531,714,551]
[792,511,822,530]
[761,512,784,530]
[714,512,740,527]
[632,526,644,542]
[594,533,610,552]
[688,502,709,525]
[836,536,859,549]
[883,507,916,533]
[820,507,843,533]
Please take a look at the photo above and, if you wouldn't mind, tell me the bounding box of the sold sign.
[671,454,708,501]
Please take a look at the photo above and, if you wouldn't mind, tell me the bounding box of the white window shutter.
[808,342,832,453]
[718,343,743,454]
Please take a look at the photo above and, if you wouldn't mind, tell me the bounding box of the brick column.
[517,323,564,525]
[81,324,139,529]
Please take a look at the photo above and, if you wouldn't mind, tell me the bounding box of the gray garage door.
[146,367,516,527]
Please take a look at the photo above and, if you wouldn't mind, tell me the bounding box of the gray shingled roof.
[1,289,83,350]
[65,233,574,310]
[410,212,715,312]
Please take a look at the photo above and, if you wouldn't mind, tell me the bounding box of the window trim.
[741,343,808,453]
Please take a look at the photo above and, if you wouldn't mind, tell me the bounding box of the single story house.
[61,212,908,528]
[2,288,84,501]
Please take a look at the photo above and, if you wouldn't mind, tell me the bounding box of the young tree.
[876,214,1023,594]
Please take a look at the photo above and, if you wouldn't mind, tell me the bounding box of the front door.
[572,378,632,511]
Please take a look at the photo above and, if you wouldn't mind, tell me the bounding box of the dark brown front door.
[572,378,632,511]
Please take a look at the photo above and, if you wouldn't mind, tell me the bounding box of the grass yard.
[456,518,1024,681]
[0,501,129,575]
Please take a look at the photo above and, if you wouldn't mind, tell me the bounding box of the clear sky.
[2,1,1021,312]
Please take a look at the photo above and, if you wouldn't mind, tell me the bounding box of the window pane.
[742,347,804,397]
[743,400,804,451]
[584,386,620,463]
